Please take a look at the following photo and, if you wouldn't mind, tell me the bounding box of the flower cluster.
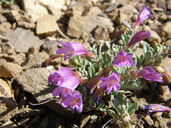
[48,67,83,113]
[46,5,166,123]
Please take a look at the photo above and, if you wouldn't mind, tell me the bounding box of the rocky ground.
[1,0,171,128]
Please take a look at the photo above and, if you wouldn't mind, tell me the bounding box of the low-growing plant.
[32,5,171,128]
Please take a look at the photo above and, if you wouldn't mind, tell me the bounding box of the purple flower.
[48,72,64,86]
[56,41,92,60]
[145,104,171,115]
[48,67,76,85]
[99,72,121,95]
[48,67,83,90]
[126,30,151,48]
[61,91,83,113]
[134,6,154,29]
[52,86,72,99]
[113,50,135,67]
[138,67,163,82]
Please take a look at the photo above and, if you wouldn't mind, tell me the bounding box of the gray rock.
[22,52,49,69]
[13,68,53,102]
[67,16,113,38]
[93,26,111,41]
[42,41,58,56]
[5,27,43,53]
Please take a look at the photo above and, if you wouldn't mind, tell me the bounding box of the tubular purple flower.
[145,104,171,115]
[56,41,92,60]
[48,72,64,86]
[134,6,154,29]
[48,67,76,85]
[60,76,83,90]
[61,91,83,113]
[125,30,151,49]
[126,30,151,48]
[138,67,163,82]
[52,86,72,99]
[48,67,83,90]
[113,50,135,67]
[100,72,121,95]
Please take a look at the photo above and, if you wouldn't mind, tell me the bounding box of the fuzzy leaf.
[153,45,161,56]
[143,43,150,53]
[143,51,153,65]
[128,102,138,115]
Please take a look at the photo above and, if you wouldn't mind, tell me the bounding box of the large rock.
[13,68,53,102]
[42,41,58,56]
[22,52,49,69]
[5,27,43,53]
[67,16,113,38]
[36,15,58,36]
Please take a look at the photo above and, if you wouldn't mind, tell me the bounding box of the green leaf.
[121,80,140,90]
[111,98,119,109]
[87,64,96,78]
[121,34,126,45]
[128,109,135,116]
[128,102,139,115]
[115,93,125,105]
[73,56,81,66]
[143,43,150,53]
[143,51,153,65]
[153,45,161,56]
